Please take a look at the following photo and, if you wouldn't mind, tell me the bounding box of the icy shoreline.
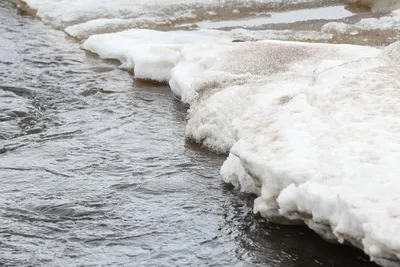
[83,34,400,266]
[17,0,400,266]
[77,33,400,267]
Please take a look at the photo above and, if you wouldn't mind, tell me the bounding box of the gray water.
[0,1,379,266]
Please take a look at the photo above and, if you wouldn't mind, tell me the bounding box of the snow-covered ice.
[185,39,400,267]
[82,28,400,266]
[83,29,333,82]
[83,29,234,82]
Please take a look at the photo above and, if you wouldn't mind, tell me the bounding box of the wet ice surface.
[0,0,381,266]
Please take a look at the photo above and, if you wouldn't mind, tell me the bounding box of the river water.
[0,0,379,266]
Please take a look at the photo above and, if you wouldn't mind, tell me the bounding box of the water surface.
[0,0,378,266]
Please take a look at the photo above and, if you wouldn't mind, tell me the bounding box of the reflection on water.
[0,0,379,266]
